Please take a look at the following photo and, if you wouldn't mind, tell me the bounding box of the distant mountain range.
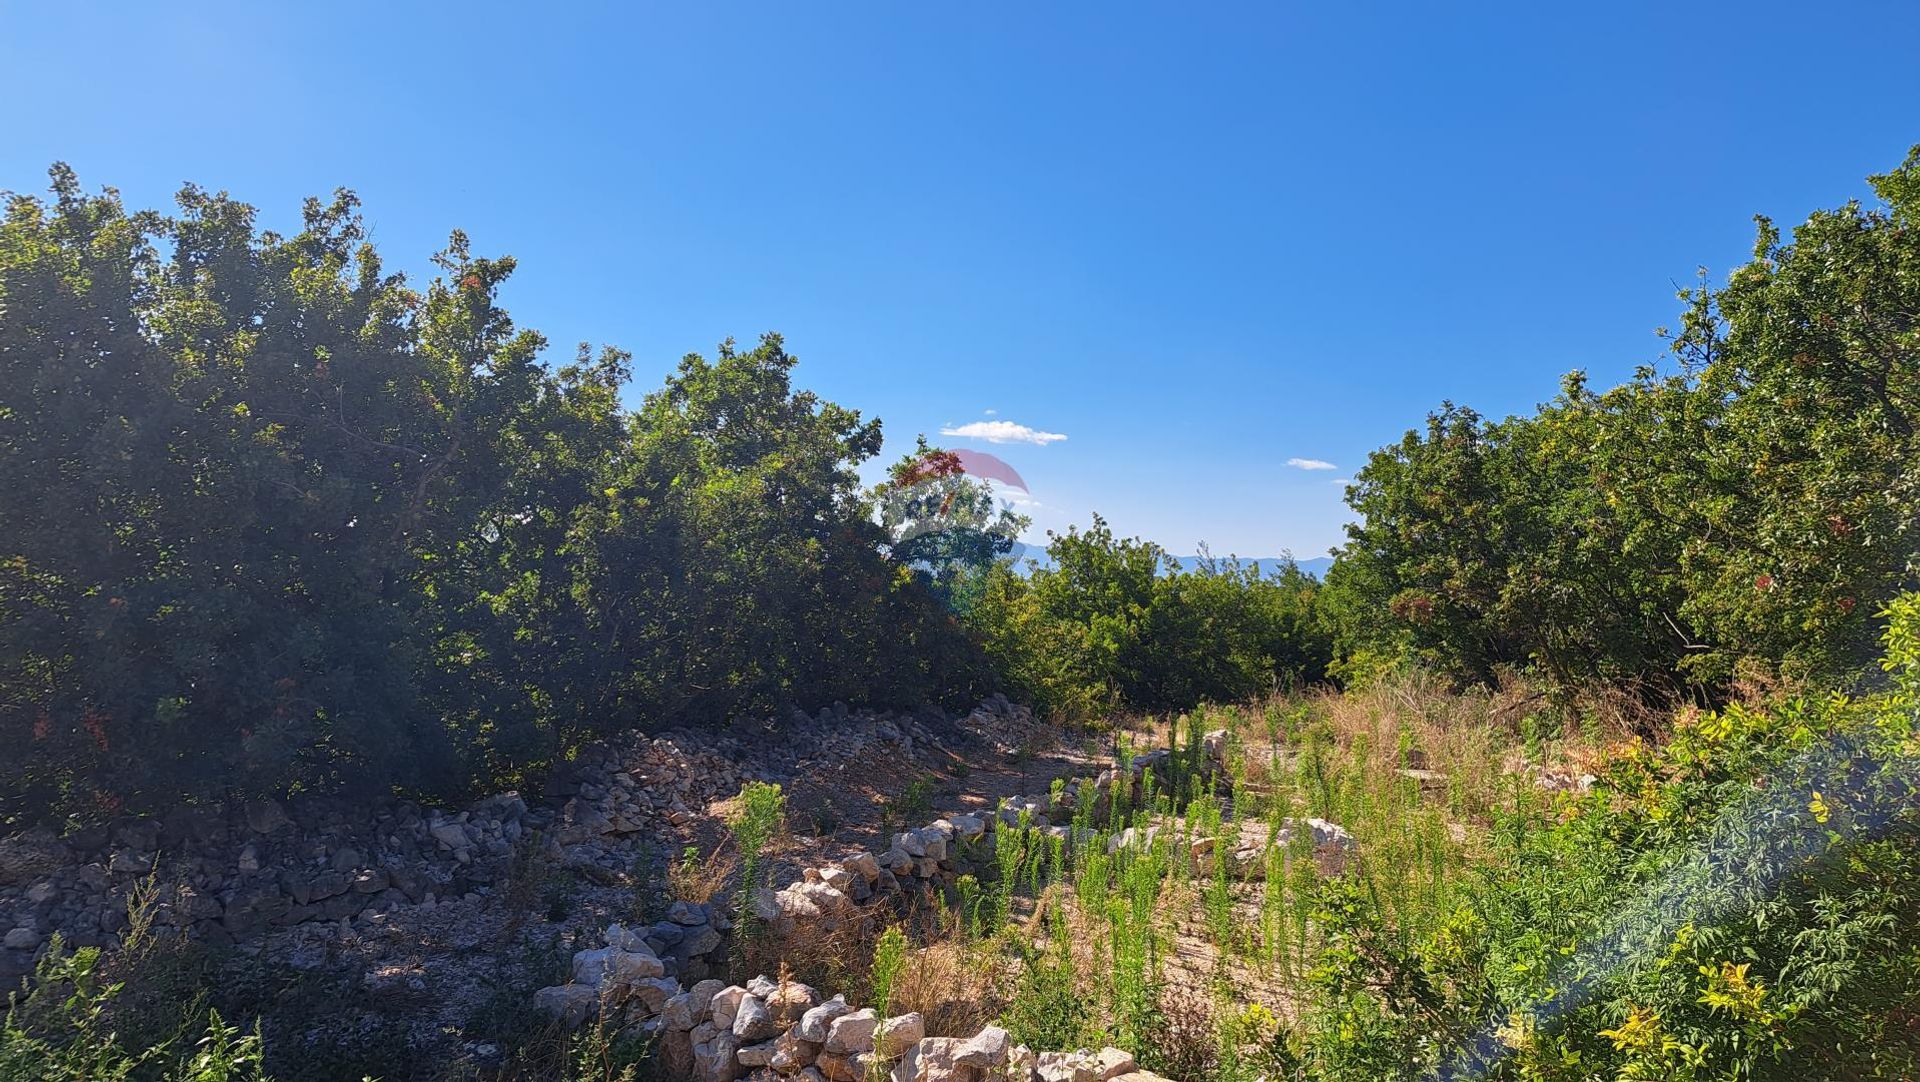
[1006,542,1332,579]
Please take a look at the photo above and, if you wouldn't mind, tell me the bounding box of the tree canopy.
[0,170,990,824]
[1325,147,1920,700]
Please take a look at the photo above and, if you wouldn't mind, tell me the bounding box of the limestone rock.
[1087,1048,1136,1080]
[891,1036,970,1082]
[767,978,818,1021]
[709,985,748,1031]
[954,1025,1010,1068]
[844,851,881,882]
[1035,1052,1092,1082]
[821,1051,879,1074]
[737,1038,779,1068]
[689,977,726,1020]
[796,995,853,1042]
[875,1012,925,1058]
[825,1008,878,1054]
[733,993,781,1041]
[605,922,652,952]
[693,1030,743,1082]
[629,975,680,1016]
[572,946,664,986]
[662,991,699,1031]
[771,1029,820,1072]
[533,984,598,1028]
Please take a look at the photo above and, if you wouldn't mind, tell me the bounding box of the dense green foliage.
[1298,596,1920,1081]
[0,169,989,823]
[2,938,268,1082]
[905,605,1920,1082]
[1327,148,1920,698]
[965,517,1331,719]
[8,148,1920,1082]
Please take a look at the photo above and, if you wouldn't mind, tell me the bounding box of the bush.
[1327,147,1920,701]
[1,937,268,1081]
[0,169,995,825]
[966,516,1332,720]
[1295,596,1920,1080]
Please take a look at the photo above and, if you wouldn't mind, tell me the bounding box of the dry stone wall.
[527,729,1361,1081]
[0,699,1039,988]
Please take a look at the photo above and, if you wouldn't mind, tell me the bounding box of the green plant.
[729,780,788,956]
[888,778,936,827]
[869,924,909,1022]
[0,937,269,1082]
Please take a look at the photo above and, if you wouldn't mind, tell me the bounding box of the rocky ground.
[0,698,1094,1078]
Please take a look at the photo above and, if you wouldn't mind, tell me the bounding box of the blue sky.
[4,2,1916,558]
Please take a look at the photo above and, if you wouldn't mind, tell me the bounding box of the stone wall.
[526,730,1365,1081]
[0,700,1036,987]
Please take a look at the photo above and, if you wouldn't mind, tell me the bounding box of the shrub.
[1295,596,1920,1080]
[0,937,268,1082]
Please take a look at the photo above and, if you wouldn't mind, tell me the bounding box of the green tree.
[1326,147,1920,699]
[0,169,999,822]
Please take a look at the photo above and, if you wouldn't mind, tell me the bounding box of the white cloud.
[983,408,998,415]
[941,420,1068,445]
[1286,457,1337,471]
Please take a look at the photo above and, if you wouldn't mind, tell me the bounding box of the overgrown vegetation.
[728,780,788,957]
[4,141,1920,1082]
[1323,148,1920,699]
[817,598,1919,1081]
[0,172,996,824]
[965,518,1331,720]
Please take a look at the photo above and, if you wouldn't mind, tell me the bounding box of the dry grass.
[667,843,735,905]
[883,933,1011,1037]
[745,899,884,993]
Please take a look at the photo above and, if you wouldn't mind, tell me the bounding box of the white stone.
[605,922,651,951]
[737,1039,779,1068]
[1036,1052,1093,1082]
[532,984,598,1028]
[710,985,748,1031]
[825,1008,878,1054]
[662,991,698,1031]
[689,978,726,1020]
[693,1031,743,1082]
[891,1036,969,1082]
[771,1029,820,1072]
[629,976,680,1016]
[573,945,665,986]
[844,852,881,882]
[954,1025,1010,1068]
[733,994,781,1041]
[796,995,853,1042]
[875,1012,924,1057]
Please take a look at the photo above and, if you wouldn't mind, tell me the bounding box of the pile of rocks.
[956,695,1055,758]
[0,790,544,982]
[0,700,1050,988]
[531,726,1353,1081]
[535,923,1171,1082]
[1534,768,1599,793]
